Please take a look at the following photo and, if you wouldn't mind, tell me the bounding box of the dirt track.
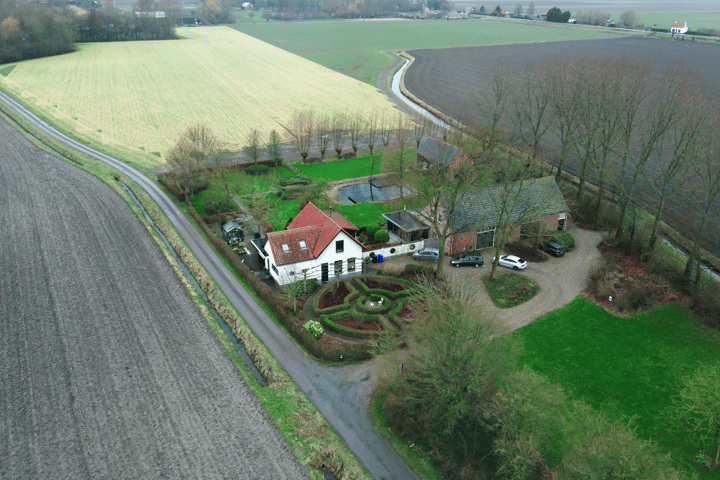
[403,36,720,258]
[0,118,306,478]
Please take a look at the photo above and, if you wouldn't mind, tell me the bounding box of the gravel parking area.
[0,118,306,479]
[376,226,604,332]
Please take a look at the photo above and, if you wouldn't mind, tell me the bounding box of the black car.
[539,241,566,257]
[451,254,484,267]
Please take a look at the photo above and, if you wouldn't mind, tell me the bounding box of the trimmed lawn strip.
[483,272,539,308]
[0,101,370,480]
[291,154,381,181]
[514,297,720,477]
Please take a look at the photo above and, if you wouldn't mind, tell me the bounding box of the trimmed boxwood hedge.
[245,164,269,175]
[320,311,384,340]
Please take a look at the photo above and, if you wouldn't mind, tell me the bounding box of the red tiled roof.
[268,202,362,266]
[672,22,685,28]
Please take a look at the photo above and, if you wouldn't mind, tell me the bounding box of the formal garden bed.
[312,275,419,340]
[483,272,539,308]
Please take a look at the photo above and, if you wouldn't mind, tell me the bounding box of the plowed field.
[404,36,720,256]
[0,117,306,479]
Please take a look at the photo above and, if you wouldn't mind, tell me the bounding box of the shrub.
[304,320,324,339]
[616,286,647,312]
[404,263,435,278]
[373,229,390,243]
[245,164,269,175]
[279,174,311,187]
[365,224,381,236]
[549,230,576,251]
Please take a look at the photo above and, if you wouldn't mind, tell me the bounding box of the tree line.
[0,1,176,64]
[473,57,720,289]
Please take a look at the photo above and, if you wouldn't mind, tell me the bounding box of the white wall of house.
[361,241,424,261]
[267,231,363,285]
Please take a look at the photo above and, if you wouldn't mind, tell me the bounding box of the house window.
[281,243,290,253]
[334,260,343,276]
[336,240,344,253]
[299,240,307,249]
[271,264,278,274]
[348,258,355,272]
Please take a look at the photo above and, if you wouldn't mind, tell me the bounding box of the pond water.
[337,178,412,205]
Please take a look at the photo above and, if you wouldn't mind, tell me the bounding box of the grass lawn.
[514,297,720,477]
[483,272,539,308]
[232,19,621,84]
[291,155,382,181]
[0,27,398,169]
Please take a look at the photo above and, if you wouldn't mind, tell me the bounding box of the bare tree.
[380,110,393,148]
[185,124,222,166]
[245,128,261,164]
[315,114,331,160]
[514,3,523,16]
[527,1,534,15]
[267,129,283,167]
[475,70,511,150]
[347,112,365,157]
[382,113,412,199]
[619,10,638,28]
[330,111,347,159]
[166,138,205,203]
[546,59,580,180]
[488,161,543,279]
[412,136,478,279]
[684,124,720,287]
[365,110,380,157]
[645,90,706,251]
[512,63,551,157]
[412,114,431,149]
[283,110,314,163]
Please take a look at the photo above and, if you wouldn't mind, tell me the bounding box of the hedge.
[320,311,385,340]
[244,164,269,175]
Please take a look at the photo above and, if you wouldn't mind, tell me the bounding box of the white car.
[492,254,528,270]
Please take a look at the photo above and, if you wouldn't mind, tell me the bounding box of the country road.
[0,92,418,479]
[0,115,305,478]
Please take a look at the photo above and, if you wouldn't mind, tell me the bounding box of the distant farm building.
[670,21,689,34]
[242,2,253,10]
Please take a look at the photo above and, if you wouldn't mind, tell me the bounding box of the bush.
[304,320,324,339]
[279,174,311,187]
[404,263,436,278]
[616,286,647,312]
[549,230,576,251]
[365,224,381,236]
[245,164,269,175]
[373,229,390,243]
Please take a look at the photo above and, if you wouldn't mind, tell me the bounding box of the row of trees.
[380,280,715,478]
[474,57,720,288]
[0,2,75,64]
[77,9,177,42]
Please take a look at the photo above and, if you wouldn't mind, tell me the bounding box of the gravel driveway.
[377,226,604,332]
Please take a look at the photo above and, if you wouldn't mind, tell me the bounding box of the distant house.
[251,203,364,285]
[670,21,689,34]
[242,2,253,10]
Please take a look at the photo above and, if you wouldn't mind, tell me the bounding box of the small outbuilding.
[222,221,244,244]
[241,2,254,10]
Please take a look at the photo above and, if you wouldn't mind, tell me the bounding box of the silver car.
[492,254,528,270]
[412,248,440,262]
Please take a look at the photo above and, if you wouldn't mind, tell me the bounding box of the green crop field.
[232,19,621,84]
[0,27,399,170]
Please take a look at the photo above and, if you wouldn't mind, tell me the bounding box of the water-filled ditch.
[119,181,267,387]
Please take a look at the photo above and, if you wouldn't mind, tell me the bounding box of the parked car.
[412,247,440,262]
[492,254,528,270]
[539,241,566,257]
[451,254,484,268]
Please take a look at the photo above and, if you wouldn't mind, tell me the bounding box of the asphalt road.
[0,115,305,478]
[0,91,418,479]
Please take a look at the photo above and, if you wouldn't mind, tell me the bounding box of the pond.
[337,178,412,205]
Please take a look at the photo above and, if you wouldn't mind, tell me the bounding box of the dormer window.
[336,240,344,253]
[282,243,290,253]
[299,240,307,250]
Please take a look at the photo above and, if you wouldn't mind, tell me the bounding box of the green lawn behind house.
[514,297,720,477]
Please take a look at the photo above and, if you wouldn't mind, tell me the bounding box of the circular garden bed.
[312,276,419,340]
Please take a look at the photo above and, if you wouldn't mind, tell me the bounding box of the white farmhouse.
[252,202,365,285]
[670,21,689,34]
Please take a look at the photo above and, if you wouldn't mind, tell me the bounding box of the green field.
[0,27,399,170]
[611,11,720,31]
[232,19,621,84]
[514,297,720,477]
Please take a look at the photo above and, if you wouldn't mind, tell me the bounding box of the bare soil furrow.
[0,118,306,479]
